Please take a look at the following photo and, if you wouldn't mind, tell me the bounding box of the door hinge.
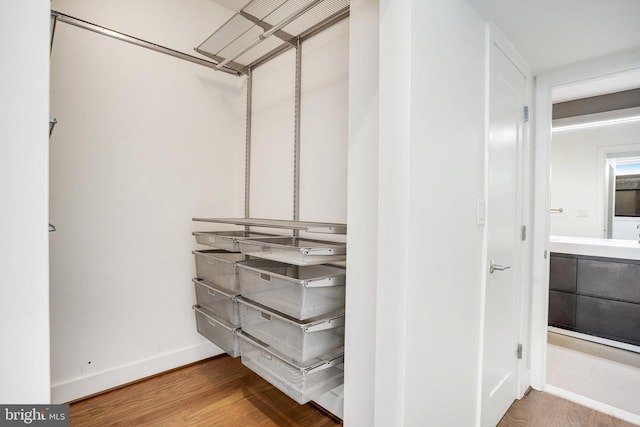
[521,225,527,241]
[523,106,529,123]
[517,343,523,360]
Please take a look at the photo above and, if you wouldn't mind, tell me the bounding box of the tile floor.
[546,332,640,417]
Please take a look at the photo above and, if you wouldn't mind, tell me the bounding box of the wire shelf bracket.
[195,0,349,75]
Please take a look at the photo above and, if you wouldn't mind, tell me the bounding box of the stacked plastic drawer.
[192,231,347,404]
[191,231,272,357]
[234,243,346,404]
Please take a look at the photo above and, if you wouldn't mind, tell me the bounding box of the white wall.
[249,50,296,220]
[344,0,487,425]
[249,21,349,225]
[344,0,379,424]
[550,120,640,238]
[374,1,412,425]
[49,1,246,402]
[0,1,51,404]
[404,1,486,425]
[52,0,234,59]
[299,20,349,224]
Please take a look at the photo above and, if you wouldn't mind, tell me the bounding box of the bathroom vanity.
[549,236,640,349]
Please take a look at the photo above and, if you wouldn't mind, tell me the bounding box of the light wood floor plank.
[71,356,635,426]
[70,355,340,427]
[498,389,637,427]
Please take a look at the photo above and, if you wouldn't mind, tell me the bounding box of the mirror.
[550,88,640,241]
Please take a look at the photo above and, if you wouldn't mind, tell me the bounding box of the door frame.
[530,48,640,390]
[478,24,533,422]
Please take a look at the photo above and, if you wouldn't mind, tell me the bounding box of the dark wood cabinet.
[549,253,640,347]
[577,259,640,304]
[548,290,576,328]
[549,255,577,292]
[576,295,640,345]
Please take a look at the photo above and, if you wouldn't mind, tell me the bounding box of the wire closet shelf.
[195,0,349,75]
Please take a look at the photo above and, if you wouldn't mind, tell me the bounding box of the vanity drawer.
[549,254,577,292]
[577,259,640,304]
[548,290,576,329]
[576,295,640,346]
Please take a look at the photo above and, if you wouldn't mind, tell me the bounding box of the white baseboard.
[544,384,640,426]
[548,326,640,354]
[51,342,220,404]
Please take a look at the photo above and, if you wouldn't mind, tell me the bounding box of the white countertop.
[550,235,640,260]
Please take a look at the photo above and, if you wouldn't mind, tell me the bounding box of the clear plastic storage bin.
[238,236,346,266]
[193,250,246,292]
[238,297,344,363]
[193,278,240,326]
[238,331,344,404]
[193,230,276,252]
[193,305,240,357]
[236,260,345,320]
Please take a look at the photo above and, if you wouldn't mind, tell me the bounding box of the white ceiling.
[467,0,640,75]
[210,0,640,76]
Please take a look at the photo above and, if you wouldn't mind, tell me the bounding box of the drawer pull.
[260,350,272,360]
[260,273,271,281]
[260,312,271,321]
[207,289,217,297]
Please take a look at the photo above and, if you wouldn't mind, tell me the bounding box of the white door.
[481,34,528,427]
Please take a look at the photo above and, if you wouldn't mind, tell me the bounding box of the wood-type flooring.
[69,355,340,426]
[70,355,636,426]
[498,389,637,427]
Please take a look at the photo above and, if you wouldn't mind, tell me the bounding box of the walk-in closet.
[49,0,348,417]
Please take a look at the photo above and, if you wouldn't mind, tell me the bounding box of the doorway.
[532,51,640,424]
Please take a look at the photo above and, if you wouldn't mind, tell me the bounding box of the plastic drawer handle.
[301,247,335,256]
[260,350,272,360]
[260,312,271,321]
[304,316,345,332]
[208,236,216,243]
[194,305,235,332]
[207,289,217,297]
[304,320,331,332]
[207,259,216,265]
[304,356,344,375]
[260,273,271,281]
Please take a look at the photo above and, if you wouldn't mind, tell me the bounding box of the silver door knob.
[489,259,511,274]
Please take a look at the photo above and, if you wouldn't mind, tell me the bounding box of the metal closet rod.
[215,0,325,70]
[50,10,241,76]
